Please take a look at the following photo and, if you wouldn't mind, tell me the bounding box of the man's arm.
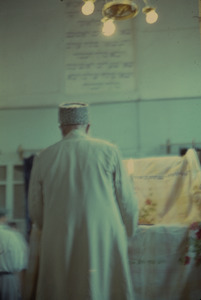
[113,147,139,237]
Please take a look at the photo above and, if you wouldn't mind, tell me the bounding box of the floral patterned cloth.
[122,150,201,299]
[179,222,201,266]
[124,149,201,225]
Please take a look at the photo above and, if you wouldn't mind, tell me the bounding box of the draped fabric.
[124,149,201,225]
[128,223,201,300]
[23,155,35,241]
[123,149,201,299]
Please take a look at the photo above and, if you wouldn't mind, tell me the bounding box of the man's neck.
[62,125,87,137]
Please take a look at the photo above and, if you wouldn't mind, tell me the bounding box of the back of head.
[59,103,89,126]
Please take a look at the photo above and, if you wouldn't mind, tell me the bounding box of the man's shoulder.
[36,140,62,158]
[36,136,118,160]
[86,136,118,151]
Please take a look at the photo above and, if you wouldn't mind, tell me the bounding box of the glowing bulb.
[81,1,95,16]
[102,19,116,37]
[146,10,158,24]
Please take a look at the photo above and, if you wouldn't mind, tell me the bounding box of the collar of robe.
[63,128,87,140]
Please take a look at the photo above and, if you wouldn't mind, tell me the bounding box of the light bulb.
[81,1,95,16]
[146,10,158,24]
[102,19,116,37]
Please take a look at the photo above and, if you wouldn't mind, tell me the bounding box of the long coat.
[28,129,139,300]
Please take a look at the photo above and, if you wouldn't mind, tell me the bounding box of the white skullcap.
[59,103,89,125]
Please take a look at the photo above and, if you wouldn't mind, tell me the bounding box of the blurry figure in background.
[7,221,18,230]
[26,102,139,300]
[0,208,28,300]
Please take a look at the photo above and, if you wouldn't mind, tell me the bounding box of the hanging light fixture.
[142,6,158,24]
[80,0,159,36]
[101,0,139,36]
[101,17,116,36]
[102,0,139,21]
[81,0,96,16]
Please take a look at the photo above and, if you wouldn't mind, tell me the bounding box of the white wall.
[0,0,201,161]
[1,98,201,160]
[138,98,201,156]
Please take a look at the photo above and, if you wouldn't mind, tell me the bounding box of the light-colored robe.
[28,129,139,300]
[0,224,28,300]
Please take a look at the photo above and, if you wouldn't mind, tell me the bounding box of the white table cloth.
[128,223,201,300]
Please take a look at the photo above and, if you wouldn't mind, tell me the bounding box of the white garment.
[28,129,139,300]
[0,224,28,300]
[0,225,28,273]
